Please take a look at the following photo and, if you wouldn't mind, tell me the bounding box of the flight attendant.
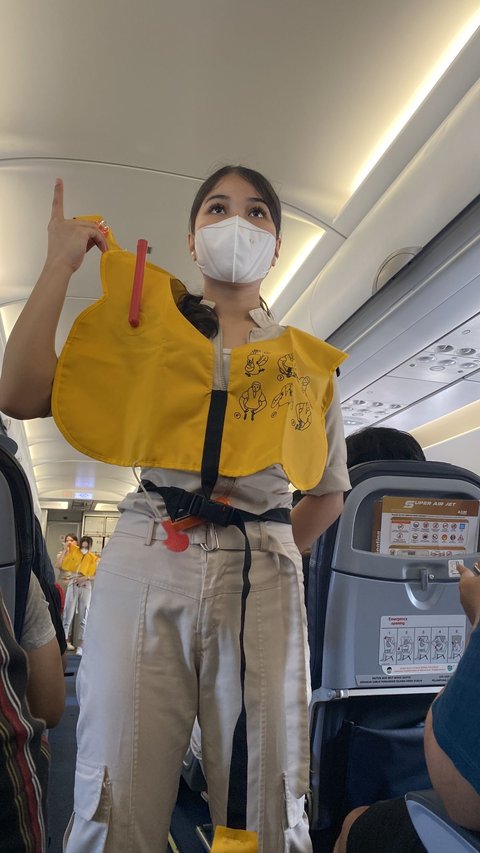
[61,536,98,654]
[0,166,350,852]
[55,533,79,595]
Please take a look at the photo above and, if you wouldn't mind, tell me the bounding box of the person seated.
[333,562,480,853]
[33,517,68,669]
[0,430,65,724]
[345,426,426,468]
[21,571,65,728]
[424,562,480,830]
[0,592,49,851]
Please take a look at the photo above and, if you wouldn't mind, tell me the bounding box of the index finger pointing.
[51,178,65,220]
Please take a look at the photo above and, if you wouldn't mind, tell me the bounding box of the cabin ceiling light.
[40,500,69,510]
[269,231,324,305]
[412,399,480,448]
[351,10,480,192]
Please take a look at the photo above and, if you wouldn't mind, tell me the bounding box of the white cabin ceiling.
[1,1,480,506]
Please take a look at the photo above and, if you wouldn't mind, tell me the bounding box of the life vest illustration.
[244,349,269,376]
[271,382,294,411]
[52,217,347,490]
[238,382,267,420]
[277,352,298,379]
[293,401,312,431]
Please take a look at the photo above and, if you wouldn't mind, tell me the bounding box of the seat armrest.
[405,789,480,853]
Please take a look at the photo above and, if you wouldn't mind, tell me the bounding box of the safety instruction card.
[378,614,466,676]
[371,496,479,557]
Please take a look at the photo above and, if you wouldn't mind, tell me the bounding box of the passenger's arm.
[333,806,370,853]
[0,179,107,419]
[423,564,480,830]
[458,562,480,630]
[26,637,65,728]
[291,491,344,553]
[424,705,480,830]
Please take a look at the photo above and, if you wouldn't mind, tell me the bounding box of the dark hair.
[180,165,281,339]
[177,293,219,339]
[188,165,282,237]
[80,536,93,549]
[346,427,426,468]
[65,533,78,543]
[291,489,304,508]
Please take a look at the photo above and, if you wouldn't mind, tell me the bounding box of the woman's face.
[65,536,75,545]
[190,172,279,244]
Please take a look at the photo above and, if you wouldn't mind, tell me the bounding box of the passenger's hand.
[46,179,108,273]
[457,563,480,629]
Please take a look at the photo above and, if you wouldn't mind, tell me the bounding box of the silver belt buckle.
[200,523,219,552]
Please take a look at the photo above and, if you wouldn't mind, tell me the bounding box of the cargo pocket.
[63,761,111,851]
[282,773,311,851]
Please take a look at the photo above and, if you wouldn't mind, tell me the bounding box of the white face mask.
[80,547,88,554]
[194,216,276,284]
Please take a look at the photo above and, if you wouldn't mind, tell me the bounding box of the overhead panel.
[331,196,480,438]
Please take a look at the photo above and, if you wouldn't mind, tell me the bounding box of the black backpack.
[0,442,34,641]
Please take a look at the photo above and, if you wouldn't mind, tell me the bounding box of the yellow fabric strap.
[211,826,258,852]
[52,222,347,490]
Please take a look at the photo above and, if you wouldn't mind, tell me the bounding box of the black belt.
[140,481,291,528]
[140,480,290,828]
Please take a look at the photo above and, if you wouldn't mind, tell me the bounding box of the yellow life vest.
[77,551,98,578]
[61,544,82,574]
[52,218,347,491]
[61,544,98,578]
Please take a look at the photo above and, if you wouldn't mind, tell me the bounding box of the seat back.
[406,790,480,853]
[307,460,480,836]
[0,443,35,641]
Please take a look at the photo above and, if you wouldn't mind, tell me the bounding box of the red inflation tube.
[128,239,149,327]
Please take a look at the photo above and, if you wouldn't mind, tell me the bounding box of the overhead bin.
[329,193,480,397]
[284,78,480,337]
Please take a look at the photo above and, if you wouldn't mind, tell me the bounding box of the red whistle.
[161,520,190,552]
[128,239,148,328]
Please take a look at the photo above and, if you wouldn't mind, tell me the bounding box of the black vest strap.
[140,482,291,528]
[201,389,228,499]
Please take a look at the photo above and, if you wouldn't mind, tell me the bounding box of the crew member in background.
[62,536,98,655]
[55,533,79,596]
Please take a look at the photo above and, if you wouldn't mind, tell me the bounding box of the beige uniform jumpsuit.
[64,306,350,853]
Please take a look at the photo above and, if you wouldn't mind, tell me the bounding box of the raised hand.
[47,179,109,273]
